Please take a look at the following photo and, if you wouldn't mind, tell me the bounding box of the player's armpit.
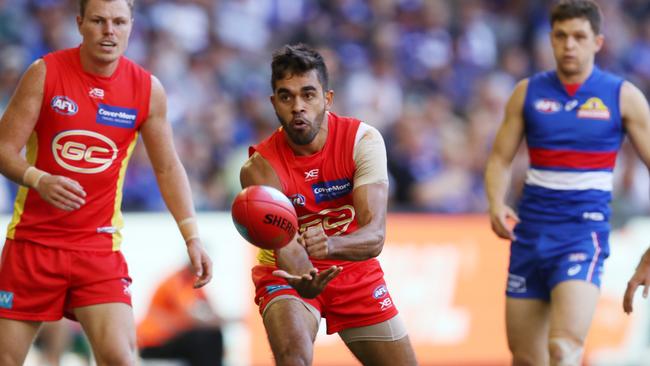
[240,152,282,190]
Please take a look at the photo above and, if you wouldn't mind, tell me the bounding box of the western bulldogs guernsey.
[6,47,151,252]
[519,67,624,231]
[251,112,362,269]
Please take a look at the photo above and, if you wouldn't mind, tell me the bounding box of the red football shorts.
[252,258,398,334]
[0,239,132,321]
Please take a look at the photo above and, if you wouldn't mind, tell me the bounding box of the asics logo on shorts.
[0,291,14,309]
[52,130,118,174]
[568,264,582,277]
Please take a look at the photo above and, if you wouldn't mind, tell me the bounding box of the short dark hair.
[79,0,134,18]
[550,0,602,34]
[271,44,329,92]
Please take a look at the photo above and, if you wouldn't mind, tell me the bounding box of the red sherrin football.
[231,185,298,250]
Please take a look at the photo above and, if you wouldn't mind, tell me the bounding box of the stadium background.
[1,0,650,365]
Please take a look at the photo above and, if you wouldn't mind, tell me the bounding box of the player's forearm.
[484,156,512,210]
[327,224,384,261]
[154,160,197,224]
[276,239,313,273]
[0,147,43,187]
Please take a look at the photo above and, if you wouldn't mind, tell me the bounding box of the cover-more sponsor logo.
[51,96,78,115]
[312,179,353,203]
[52,130,118,174]
[96,104,138,128]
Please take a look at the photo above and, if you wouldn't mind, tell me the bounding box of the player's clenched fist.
[299,225,329,259]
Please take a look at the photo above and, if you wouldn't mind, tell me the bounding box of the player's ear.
[76,15,83,29]
[324,90,334,111]
[594,34,604,52]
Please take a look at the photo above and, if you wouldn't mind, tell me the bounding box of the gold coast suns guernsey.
[7,47,151,252]
[251,112,363,268]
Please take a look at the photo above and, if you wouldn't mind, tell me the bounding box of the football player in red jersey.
[240,44,417,365]
[0,1,212,365]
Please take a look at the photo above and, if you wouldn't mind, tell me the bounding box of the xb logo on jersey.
[52,130,118,174]
[304,169,319,181]
[51,96,78,115]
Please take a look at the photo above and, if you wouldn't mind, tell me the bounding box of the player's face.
[550,17,603,77]
[271,70,333,146]
[77,0,132,65]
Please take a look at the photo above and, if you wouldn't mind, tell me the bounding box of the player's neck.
[556,62,594,85]
[79,47,120,77]
[288,120,329,156]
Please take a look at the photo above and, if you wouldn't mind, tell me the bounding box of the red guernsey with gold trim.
[7,47,151,252]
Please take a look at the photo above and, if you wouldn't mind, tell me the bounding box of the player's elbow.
[367,231,385,258]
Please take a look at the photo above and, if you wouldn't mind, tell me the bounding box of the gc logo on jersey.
[51,96,78,115]
[577,97,610,120]
[52,130,118,174]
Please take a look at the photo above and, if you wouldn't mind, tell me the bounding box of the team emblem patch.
[577,97,610,120]
[51,96,78,115]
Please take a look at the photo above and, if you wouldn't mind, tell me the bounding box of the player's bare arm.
[240,152,341,298]
[141,75,212,288]
[484,79,528,240]
[619,81,650,313]
[0,59,86,211]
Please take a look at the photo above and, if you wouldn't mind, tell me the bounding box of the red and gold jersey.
[251,112,362,268]
[6,47,151,252]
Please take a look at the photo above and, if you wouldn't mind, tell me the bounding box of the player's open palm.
[300,225,329,259]
[37,174,86,211]
[489,204,519,240]
[273,265,342,298]
[624,258,650,314]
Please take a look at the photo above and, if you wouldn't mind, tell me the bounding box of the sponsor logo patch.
[568,264,582,277]
[534,98,562,114]
[266,285,292,295]
[52,130,118,174]
[89,87,105,99]
[568,252,588,262]
[565,99,578,111]
[304,169,319,181]
[51,96,78,115]
[312,179,352,203]
[373,285,388,299]
[379,297,393,311]
[577,97,610,120]
[0,291,13,309]
[507,273,527,293]
[96,104,137,128]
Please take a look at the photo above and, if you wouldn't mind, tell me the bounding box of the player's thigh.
[262,296,320,358]
[549,280,599,343]
[74,302,136,366]
[506,297,550,363]
[0,318,41,366]
[342,315,417,366]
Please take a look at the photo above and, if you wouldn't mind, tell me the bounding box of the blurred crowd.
[0,0,649,217]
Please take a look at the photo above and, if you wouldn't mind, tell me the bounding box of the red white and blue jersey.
[6,47,151,252]
[519,67,624,230]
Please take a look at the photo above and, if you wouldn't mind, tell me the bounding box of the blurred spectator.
[137,264,224,366]
[0,0,648,215]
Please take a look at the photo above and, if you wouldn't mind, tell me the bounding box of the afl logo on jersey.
[52,130,118,174]
[534,99,562,114]
[50,96,78,115]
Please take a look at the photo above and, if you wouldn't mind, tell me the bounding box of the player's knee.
[511,353,540,366]
[94,343,137,366]
[0,353,23,366]
[548,337,583,366]
[274,352,312,366]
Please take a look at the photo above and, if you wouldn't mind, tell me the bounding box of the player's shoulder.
[355,122,384,145]
[240,152,281,188]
